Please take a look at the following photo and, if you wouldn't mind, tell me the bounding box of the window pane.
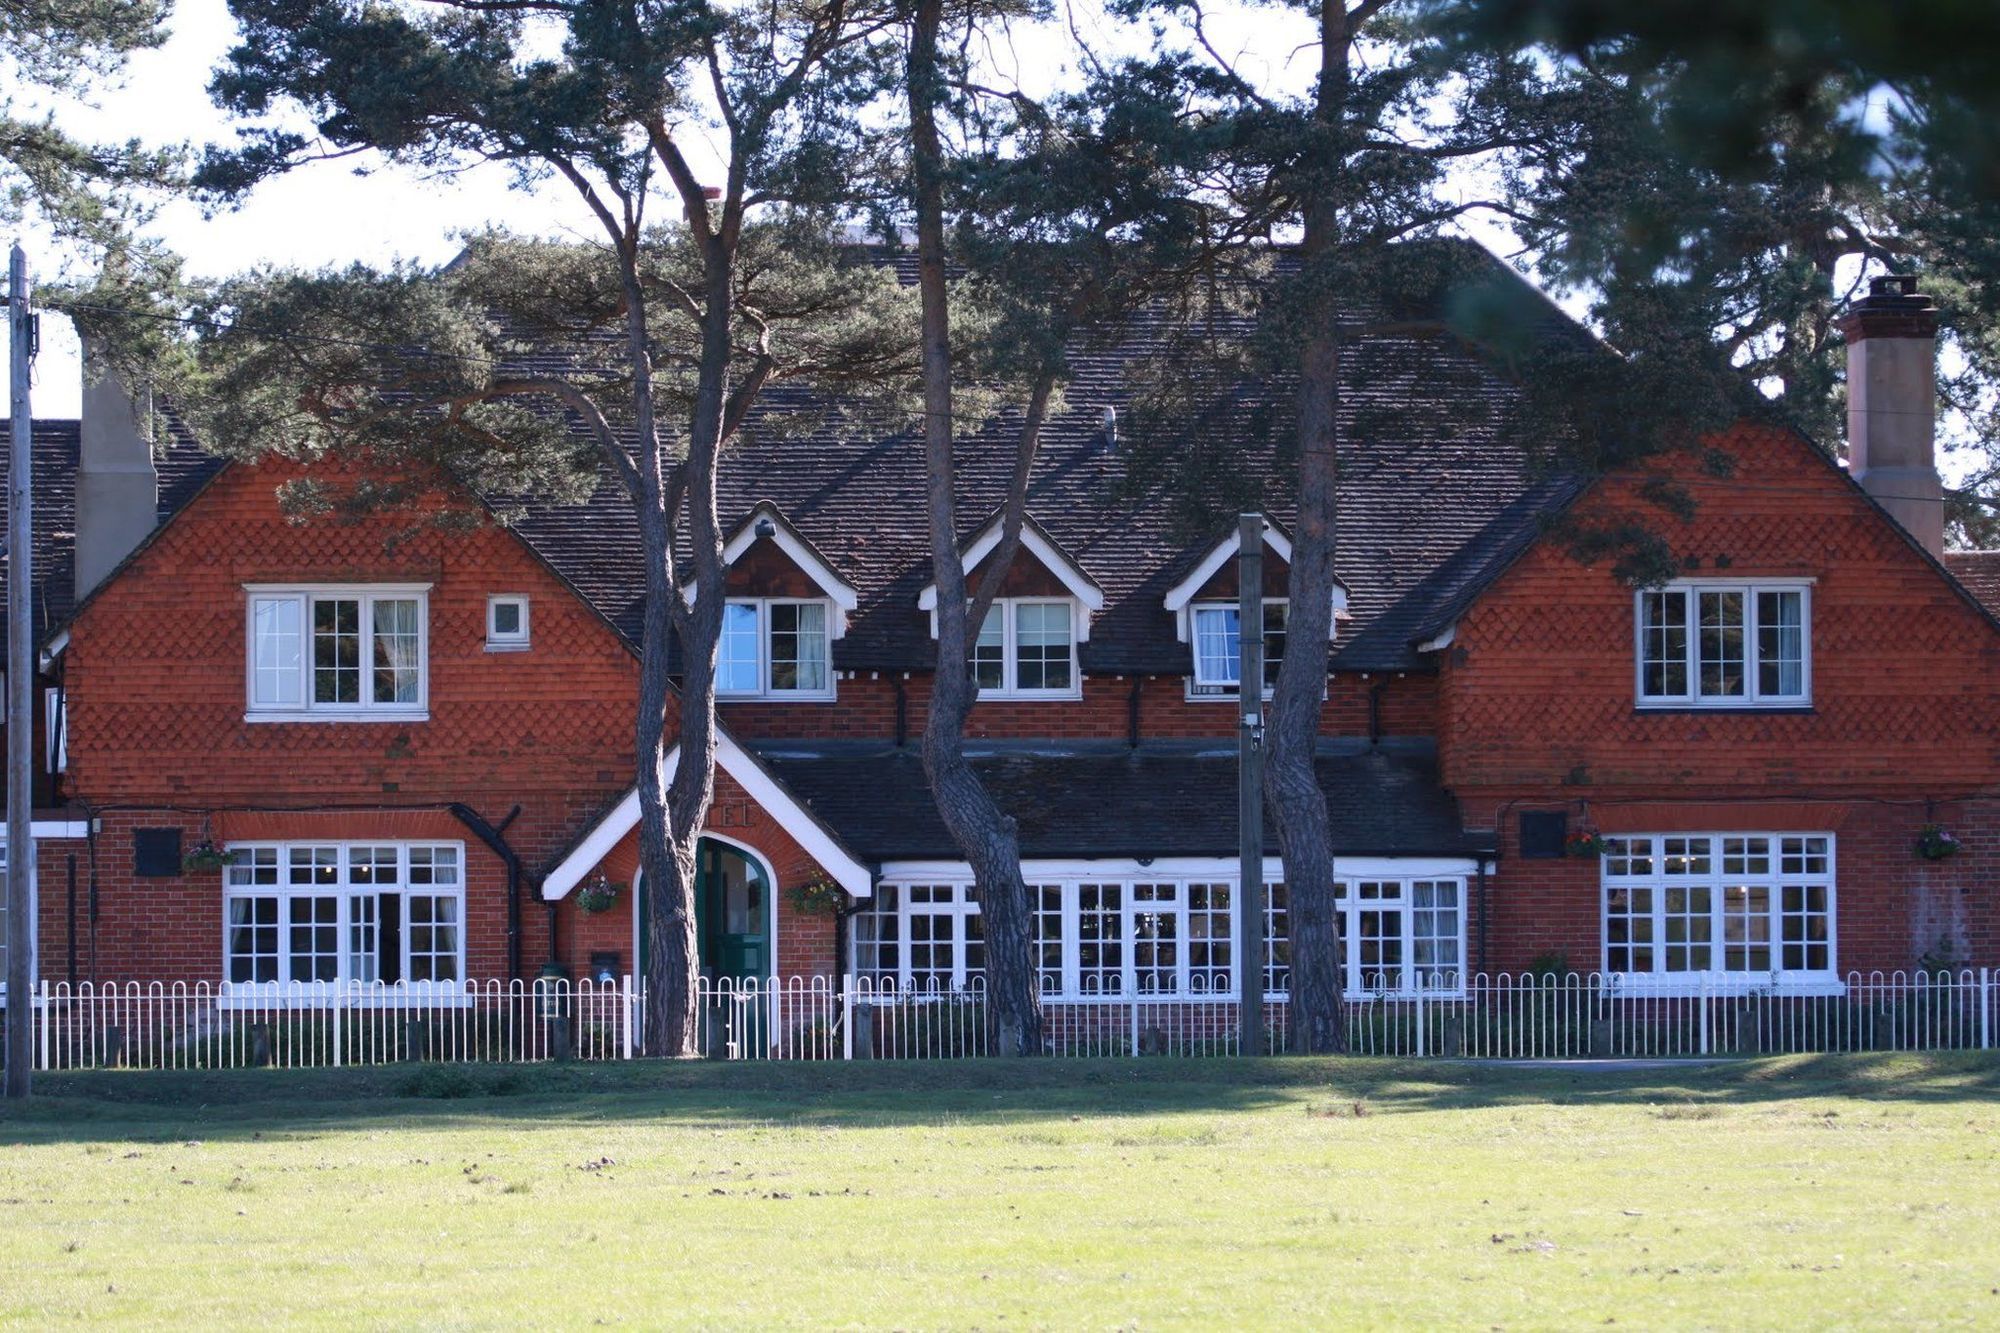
[251,597,303,708]
[227,896,279,983]
[1193,607,1240,686]
[1780,883,1832,972]
[854,887,900,982]
[1014,602,1072,692]
[1697,591,1746,697]
[1639,590,1688,698]
[907,890,954,989]
[1721,884,1771,971]
[718,602,761,693]
[1186,882,1232,995]
[973,606,1006,691]
[1131,882,1180,995]
[407,894,460,983]
[1411,881,1461,988]
[371,598,422,705]
[287,895,340,983]
[1077,883,1123,994]
[1261,602,1288,691]
[1756,590,1805,698]
[348,894,380,983]
[1264,881,1290,994]
[311,598,362,704]
[768,602,829,693]
[1033,885,1064,995]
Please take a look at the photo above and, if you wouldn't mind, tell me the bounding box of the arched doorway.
[633,835,774,986]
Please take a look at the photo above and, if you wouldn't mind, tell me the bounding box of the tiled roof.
[1945,551,2000,618]
[509,239,1598,675]
[747,738,1494,862]
[2,418,225,656]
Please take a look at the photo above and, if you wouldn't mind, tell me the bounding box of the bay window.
[246,585,429,720]
[1637,581,1810,707]
[717,598,833,699]
[974,599,1078,698]
[223,841,465,995]
[1189,601,1288,698]
[1601,833,1836,991]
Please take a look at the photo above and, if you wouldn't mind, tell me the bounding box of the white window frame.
[1599,832,1840,995]
[860,857,1473,1000]
[974,598,1082,700]
[220,839,468,1005]
[485,594,531,651]
[1634,579,1813,709]
[716,597,836,701]
[1187,599,1289,700]
[244,583,432,723]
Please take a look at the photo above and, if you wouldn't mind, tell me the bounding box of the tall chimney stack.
[1838,274,1942,556]
[75,343,159,600]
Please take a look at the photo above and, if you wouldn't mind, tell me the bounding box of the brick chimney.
[1837,274,1943,556]
[75,343,158,600]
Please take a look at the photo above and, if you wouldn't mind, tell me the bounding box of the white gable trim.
[540,732,872,901]
[916,517,1104,641]
[684,502,858,638]
[1164,521,1350,643]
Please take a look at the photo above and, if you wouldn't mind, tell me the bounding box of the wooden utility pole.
[1236,514,1265,1056]
[6,244,33,1099]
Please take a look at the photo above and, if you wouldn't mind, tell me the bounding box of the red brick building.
[6,255,1996,1015]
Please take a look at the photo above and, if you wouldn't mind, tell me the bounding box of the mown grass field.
[1,1053,1997,1328]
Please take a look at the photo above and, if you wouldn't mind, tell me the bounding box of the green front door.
[636,838,771,984]
[695,839,770,984]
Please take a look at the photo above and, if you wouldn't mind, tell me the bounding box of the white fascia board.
[918,521,1106,616]
[879,854,1483,882]
[1416,623,1456,653]
[0,820,92,841]
[683,505,858,638]
[1165,522,1351,642]
[540,736,873,901]
[38,630,69,670]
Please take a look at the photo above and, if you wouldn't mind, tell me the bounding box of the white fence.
[8,970,1996,1070]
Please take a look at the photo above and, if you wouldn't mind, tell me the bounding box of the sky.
[9,0,1380,417]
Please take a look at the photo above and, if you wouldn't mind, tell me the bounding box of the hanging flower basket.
[1565,829,1607,858]
[787,876,846,917]
[181,839,233,874]
[1915,824,1961,862]
[576,877,625,915]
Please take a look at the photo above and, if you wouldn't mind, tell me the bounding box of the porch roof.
[746,738,1495,864]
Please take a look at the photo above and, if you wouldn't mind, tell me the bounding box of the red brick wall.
[1438,423,2000,792]
[555,769,840,981]
[720,669,1437,740]
[50,457,640,982]
[1439,422,2000,973]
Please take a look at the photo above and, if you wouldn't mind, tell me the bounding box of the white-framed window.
[717,598,833,699]
[1189,601,1288,698]
[1636,581,1811,707]
[245,584,430,721]
[974,598,1079,698]
[486,595,531,651]
[855,868,1462,999]
[223,841,465,995]
[1601,833,1836,992]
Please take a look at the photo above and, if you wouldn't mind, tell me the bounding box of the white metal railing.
[10,969,1995,1069]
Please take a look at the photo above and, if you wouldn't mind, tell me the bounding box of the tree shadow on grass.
[1,1050,1994,1146]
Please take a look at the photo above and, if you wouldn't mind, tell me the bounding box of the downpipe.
[449,803,525,981]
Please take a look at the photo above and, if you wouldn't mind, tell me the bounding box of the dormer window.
[718,599,833,698]
[974,599,1078,698]
[1636,580,1811,708]
[1164,519,1344,699]
[1189,600,1288,698]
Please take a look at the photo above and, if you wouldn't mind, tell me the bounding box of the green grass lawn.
[2,1054,1998,1328]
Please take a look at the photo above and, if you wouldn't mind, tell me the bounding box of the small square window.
[487,596,530,651]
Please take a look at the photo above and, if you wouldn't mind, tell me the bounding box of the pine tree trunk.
[1266,0,1352,1055]
[907,0,1042,1054]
